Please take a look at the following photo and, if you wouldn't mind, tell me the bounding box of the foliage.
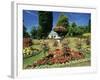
[37,26,43,39]
[32,39,41,45]
[23,47,41,58]
[26,58,90,69]
[66,25,74,36]
[82,33,91,38]
[86,19,91,32]
[66,22,84,37]
[56,13,69,28]
[72,22,77,28]
[23,37,91,69]
[38,11,53,38]
[30,27,37,39]
[54,13,69,37]
[23,38,32,48]
[23,25,30,38]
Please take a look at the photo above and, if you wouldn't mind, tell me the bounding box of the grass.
[23,51,48,68]
[69,61,90,67]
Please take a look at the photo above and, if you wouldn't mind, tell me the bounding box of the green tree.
[66,22,84,37]
[38,11,53,38]
[84,19,91,33]
[88,19,91,32]
[67,25,74,36]
[56,13,69,28]
[37,26,43,39]
[23,25,30,38]
[72,22,77,28]
[30,27,37,39]
[66,22,76,36]
[54,13,69,37]
[74,27,83,36]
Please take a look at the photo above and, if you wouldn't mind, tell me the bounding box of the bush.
[32,40,41,45]
[82,33,91,38]
[23,47,41,58]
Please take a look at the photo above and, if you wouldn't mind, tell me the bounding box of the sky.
[23,10,91,32]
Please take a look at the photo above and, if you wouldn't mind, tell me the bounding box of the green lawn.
[23,51,48,68]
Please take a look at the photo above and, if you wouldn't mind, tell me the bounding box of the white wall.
[0,0,100,80]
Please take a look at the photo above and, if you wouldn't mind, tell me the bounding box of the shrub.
[23,47,41,58]
[82,33,91,38]
[32,40,41,45]
[23,38,32,48]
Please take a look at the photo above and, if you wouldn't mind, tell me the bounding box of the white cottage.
[48,30,61,39]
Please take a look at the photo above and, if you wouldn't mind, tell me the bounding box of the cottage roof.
[48,30,58,36]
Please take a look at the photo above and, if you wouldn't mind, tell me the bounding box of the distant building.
[48,30,61,39]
